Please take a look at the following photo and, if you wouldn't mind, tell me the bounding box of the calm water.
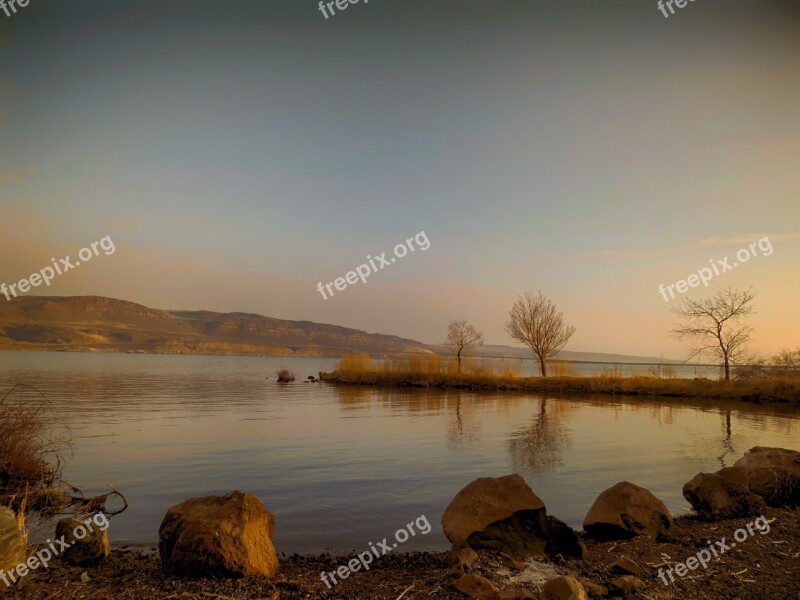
[1,350,798,554]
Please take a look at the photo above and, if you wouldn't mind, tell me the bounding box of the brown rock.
[454,545,479,573]
[55,516,110,566]
[545,515,586,559]
[610,575,644,597]
[542,576,589,600]
[455,573,500,599]
[499,554,527,571]
[611,557,642,576]
[582,581,609,597]
[682,472,766,520]
[583,481,672,540]
[159,491,278,578]
[0,507,26,590]
[733,447,800,506]
[442,474,547,557]
[716,465,749,487]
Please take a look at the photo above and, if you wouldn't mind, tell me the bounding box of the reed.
[0,384,71,512]
[323,354,800,404]
[338,353,519,380]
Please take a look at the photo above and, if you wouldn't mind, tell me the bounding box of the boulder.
[442,474,547,558]
[455,573,500,599]
[682,472,766,520]
[545,515,586,559]
[159,491,278,578]
[733,446,800,506]
[0,507,25,590]
[55,517,110,566]
[542,576,589,600]
[583,482,672,540]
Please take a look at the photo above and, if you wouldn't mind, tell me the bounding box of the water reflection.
[508,398,572,475]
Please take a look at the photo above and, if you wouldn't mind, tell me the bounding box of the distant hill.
[0,296,683,363]
[0,296,433,357]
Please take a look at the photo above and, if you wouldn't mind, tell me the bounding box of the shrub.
[0,384,71,511]
[276,369,296,383]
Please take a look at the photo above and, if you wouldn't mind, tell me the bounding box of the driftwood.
[57,484,130,518]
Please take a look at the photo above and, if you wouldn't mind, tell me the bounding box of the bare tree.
[505,291,576,377]
[670,286,756,381]
[446,319,484,372]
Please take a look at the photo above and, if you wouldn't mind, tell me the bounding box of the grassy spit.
[319,353,800,405]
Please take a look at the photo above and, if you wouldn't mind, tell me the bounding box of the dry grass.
[339,353,520,380]
[324,354,800,404]
[549,362,580,377]
[0,384,72,512]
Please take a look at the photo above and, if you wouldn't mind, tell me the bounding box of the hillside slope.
[0,296,432,357]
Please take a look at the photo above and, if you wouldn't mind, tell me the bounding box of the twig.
[649,561,675,568]
[395,583,414,600]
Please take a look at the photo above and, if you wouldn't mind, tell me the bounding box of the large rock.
[0,507,25,591]
[159,491,278,578]
[732,446,800,506]
[55,517,110,566]
[583,482,672,540]
[442,474,547,558]
[682,472,766,520]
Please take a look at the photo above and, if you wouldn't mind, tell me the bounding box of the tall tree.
[445,319,484,372]
[670,286,756,381]
[505,291,576,377]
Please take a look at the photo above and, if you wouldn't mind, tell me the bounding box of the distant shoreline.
[0,346,707,367]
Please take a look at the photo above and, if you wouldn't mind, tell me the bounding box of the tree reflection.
[717,409,735,468]
[447,394,481,450]
[508,398,571,475]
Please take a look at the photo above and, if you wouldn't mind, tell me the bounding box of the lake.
[1,350,798,554]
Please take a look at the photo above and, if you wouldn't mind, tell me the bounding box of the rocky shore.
[3,447,799,599]
[5,507,798,600]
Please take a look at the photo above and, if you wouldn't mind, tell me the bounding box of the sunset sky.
[1,0,799,358]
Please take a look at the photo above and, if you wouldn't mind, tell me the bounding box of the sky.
[1,0,799,359]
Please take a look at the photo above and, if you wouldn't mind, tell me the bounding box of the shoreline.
[9,507,799,599]
[319,371,800,405]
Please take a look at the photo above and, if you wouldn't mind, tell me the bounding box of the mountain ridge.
[0,295,683,363]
